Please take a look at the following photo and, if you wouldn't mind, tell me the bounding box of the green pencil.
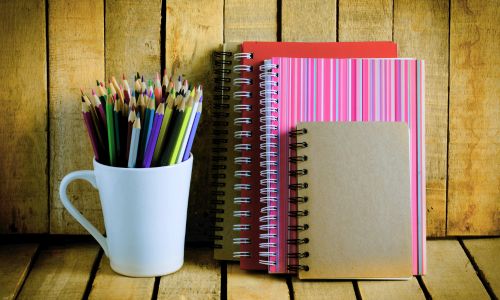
[105,89,116,166]
[113,100,121,165]
[151,88,175,166]
[169,90,194,164]
[159,98,186,166]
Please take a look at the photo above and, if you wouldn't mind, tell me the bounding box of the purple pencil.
[142,103,165,167]
[181,98,202,162]
[82,102,100,161]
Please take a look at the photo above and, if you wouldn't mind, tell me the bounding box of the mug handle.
[59,170,109,256]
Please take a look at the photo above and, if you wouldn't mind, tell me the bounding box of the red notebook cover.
[235,41,398,271]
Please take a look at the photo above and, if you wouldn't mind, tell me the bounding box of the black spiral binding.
[287,128,310,272]
[210,51,233,249]
[231,52,254,259]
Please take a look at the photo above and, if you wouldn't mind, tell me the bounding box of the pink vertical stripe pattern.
[263,57,425,275]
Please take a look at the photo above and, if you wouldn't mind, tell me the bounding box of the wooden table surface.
[1,237,498,299]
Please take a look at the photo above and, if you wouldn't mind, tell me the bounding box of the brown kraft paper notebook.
[294,122,412,279]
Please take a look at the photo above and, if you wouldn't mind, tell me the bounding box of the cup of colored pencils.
[80,71,203,168]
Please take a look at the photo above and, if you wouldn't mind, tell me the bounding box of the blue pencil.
[181,98,202,162]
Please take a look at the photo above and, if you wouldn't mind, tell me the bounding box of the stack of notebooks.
[210,41,426,279]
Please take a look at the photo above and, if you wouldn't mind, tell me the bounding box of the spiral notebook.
[260,58,426,274]
[293,122,412,279]
[234,42,398,270]
[211,43,241,261]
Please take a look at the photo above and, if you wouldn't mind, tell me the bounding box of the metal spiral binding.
[287,127,310,272]
[210,50,233,249]
[257,61,281,266]
[231,52,255,259]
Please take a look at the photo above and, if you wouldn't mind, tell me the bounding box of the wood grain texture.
[89,256,154,299]
[292,279,356,300]
[282,0,336,42]
[463,238,500,295]
[158,249,221,299]
[358,277,425,300]
[17,243,99,300]
[49,0,105,234]
[227,264,289,299]
[0,244,38,300]
[422,240,489,299]
[224,0,277,42]
[0,0,48,233]
[447,0,500,235]
[105,0,161,81]
[165,0,223,242]
[338,0,393,41]
[393,0,449,237]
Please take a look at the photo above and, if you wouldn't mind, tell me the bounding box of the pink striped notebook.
[260,57,426,275]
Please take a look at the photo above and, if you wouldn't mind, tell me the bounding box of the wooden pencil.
[82,102,100,161]
[92,89,107,128]
[129,93,137,111]
[178,87,202,163]
[137,92,153,165]
[151,88,175,166]
[137,92,146,128]
[169,89,195,165]
[113,98,121,165]
[111,76,124,102]
[127,117,141,168]
[122,74,131,104]
[143,103,165,168]
[144,93,156,150]
[159,97,187,166]
[96,80,107,107]
[126,108,136,161]
[154,72,162,106]
[106,89,116,166]
[182,96,202,162]
[134,77,142,98]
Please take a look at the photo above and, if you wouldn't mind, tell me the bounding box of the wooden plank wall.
[0,0,498,238]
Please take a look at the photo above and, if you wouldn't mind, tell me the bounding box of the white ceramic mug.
[59,155,193,277]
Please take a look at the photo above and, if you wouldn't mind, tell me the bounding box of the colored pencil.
[144,93,156,151]
[143,103,165,168]
[92,89,107,128]
[129,92,137,111]
[111,76,124,102]
[105,89,116,166]
[122,74,131,104]
[178,87,202,163]
[113,99,121,164]
[82,102,100,161]
[169,90,195,164]
[96,81,107,108]
[81,91,105,150]
[154,72,162,106]
[151,89,175,166]
[137,92,146,128]
[161,69,169,102]
[126,108,136,162]
[138,92,154,165]
[182,97,202,162]
[159,96,187,166]
[82,73,202,168]
[127,117,141,168]
[134,77,142,98]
